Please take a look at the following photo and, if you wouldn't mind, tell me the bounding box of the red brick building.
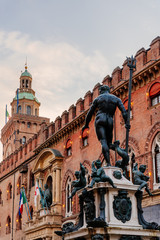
[0,37,160,240]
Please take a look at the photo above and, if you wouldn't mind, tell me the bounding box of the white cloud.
[0,30,111,160]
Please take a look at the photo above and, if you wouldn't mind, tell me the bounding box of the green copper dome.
[21,68,32,78]
[14,92,40,104]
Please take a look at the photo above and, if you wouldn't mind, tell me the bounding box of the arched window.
[82,128,89,147]
[0,190,2,204]
[27,105,31,115]
[7,183,12,200]
[149,82,160,106]
[26,79,29,88]
[65,177,72,216]
[22,136,26,145]
[22,79,25,88]
[66,139,72,157]
[27,122,31,128]
[18,105,21,113]
[35,108,38,116]
[152,132,160,188]
[6,216,11,234]
[16,212,22,230]
[17,176,21,195]
[155,146,160,183]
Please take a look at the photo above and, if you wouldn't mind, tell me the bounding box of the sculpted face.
[75,171,80,179]
[139,165,146,173]
[99,85,110,95]
[95,160,102,168]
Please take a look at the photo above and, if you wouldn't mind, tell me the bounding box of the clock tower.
[1,64,50,159]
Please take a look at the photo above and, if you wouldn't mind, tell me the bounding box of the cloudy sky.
[0,0,160,159]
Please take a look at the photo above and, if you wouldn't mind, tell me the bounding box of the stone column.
[53,170,56,203]
[56,168,61,202]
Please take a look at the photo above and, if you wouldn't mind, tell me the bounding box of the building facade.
[0,37,160,240]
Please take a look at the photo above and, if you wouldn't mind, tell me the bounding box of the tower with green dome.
[11,64,40,116]
[1,64,50,158]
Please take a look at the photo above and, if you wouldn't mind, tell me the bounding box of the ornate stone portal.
[24,148,63,240]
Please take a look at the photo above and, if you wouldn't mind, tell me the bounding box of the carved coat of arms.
[113,190,132,223]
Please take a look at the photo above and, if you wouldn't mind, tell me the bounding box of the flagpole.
[17,88,19,113]
[5,105,7,124]
[22,187,32,220]
[126,56,136,153]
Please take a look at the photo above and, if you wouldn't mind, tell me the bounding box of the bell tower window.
[22,79,25,88]
[18,105,21,113]
[26,79,29,88]
[27,105,31,115]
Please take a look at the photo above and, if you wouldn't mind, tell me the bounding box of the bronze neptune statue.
[82,85,128,166]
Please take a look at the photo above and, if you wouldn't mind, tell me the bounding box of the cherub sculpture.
[133,163,153,196]
[68,163,86,199]
[89,159,116,188]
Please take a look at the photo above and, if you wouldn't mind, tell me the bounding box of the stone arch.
[33,148,63,172]
[145,122,160,152]
[121,136,140,155]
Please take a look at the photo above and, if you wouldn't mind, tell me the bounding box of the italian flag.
[6,110,11,120]
[19,191,26,216]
